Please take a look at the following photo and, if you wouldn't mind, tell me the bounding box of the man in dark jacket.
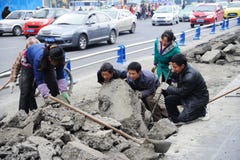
[127,62,163,121]
[161,54,209,123]
[97,62,127,84]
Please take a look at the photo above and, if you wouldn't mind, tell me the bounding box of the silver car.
[37,11,118,50]
[0,10,34,36]
[102,8,137,34]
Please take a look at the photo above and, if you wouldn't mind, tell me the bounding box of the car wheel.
[190,24,194,28]
[0,33,2,36]
[13,26,22,36]
[152,23,155,26]
[129,23,136,33]
[25,35,29,39]
[107,30,117,44]
[78,34,87,50]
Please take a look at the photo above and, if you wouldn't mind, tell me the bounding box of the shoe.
[198,111,210,121]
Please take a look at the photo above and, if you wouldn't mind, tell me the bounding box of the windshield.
[155,6,173,13]
[6,11,24,19]
[195,5,216,12]
[102,10,118,19]
[228,2,240,8]
[183,5,196,11]
[33,9,55,18]
[53,13,86,25]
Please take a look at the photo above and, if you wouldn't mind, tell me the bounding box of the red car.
[23,8,69,37]
[190,3,224,28]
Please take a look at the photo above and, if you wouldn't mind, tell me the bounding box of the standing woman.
[19,43,70,113]
[153,30,180,83]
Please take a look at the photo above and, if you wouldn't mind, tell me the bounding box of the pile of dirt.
[0,79,177,160]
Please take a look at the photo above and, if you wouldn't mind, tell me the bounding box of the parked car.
[224,1,240,18]
[190,3,224,28]
[36,11,118,50]
[23,8,69,37]
[179,4,197,22]
[152,5,180,26]
[102,8,137,34]
[0,10,34,36]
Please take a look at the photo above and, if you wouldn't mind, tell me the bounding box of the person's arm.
[9,52,22,82]
[153,38,158,66]
[56,64,67,92]
[141,77,156,98]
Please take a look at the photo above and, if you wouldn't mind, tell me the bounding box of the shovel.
[0,80,10,91]
[49,95,172,153]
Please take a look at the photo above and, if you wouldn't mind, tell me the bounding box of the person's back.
[2,6,11,19]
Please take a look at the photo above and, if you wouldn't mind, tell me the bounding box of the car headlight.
[61,31,74,37]
[206,15,214,18]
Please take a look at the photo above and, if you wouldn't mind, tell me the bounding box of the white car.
[152,5,180,26]
[102,8,137,34]
[0,10,34,36]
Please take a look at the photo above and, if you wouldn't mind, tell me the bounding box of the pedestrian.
[1,6,11,19]
[9,39,70,114]
[126,62,167,122]
[160,54,209,124]
[153,30,180,83]
[97,62,127,84]
[129,4,135,14]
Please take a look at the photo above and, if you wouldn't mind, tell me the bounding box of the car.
[36,11,118,50]
[0,10,34,36]
[224,2,240,18]
[179,4,197,22]
[23,8,69,37]
[152,5,180,26]
[101,8,137,34]
[190,3,224,28]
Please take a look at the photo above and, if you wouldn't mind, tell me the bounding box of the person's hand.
[8,82,16,94]
[135,91,142,98]
[61,92,70,104]
[37,83,50,98]
[151,66,157,73]
[160,82,169,90]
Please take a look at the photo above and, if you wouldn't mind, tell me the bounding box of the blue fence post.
[193,26,201,40]
[220,20,226,30]
[117,45,126,64]
[225,19,229,29]
[237,17,240,26]
[178,31,185,46]
[66,57,71,70]
[210,23,216,34]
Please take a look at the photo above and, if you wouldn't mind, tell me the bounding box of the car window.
[97,13,111,23]
[88,14,98,24]
[55,9,66,18]
[25,12,34,19]
[195,5,216,12]
[33,9,55,18]
[53,13,86,25]
[6,11,24,19]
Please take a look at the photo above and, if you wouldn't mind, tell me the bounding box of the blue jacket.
[127,70,160,98]
[26,43,65,86]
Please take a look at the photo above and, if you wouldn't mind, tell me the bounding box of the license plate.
[27,29,34,33]
[197,19,204,23]
[44,37,55,42]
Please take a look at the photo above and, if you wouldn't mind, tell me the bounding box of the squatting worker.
[126,62,167,122]
[97,62,127,84]
[153,30,180,84]
[17,42,70,113]
[160,54,209,123]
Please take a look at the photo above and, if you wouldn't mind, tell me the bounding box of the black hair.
[170,54,187,66]
[161,30,176,42]
[100,62,114,73]
[127,62,142,73]
[40,44,65,71]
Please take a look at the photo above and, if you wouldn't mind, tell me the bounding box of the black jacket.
[97,69,127,84]
[167,64,209,108]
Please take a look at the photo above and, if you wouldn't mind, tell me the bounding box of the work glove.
[57,79,67,92]
[61,92,71,104]
[37,83,50,98]
[160,82,169,90]
[8,82,16,94]
[135,91,142,98]
[151,66,157,73]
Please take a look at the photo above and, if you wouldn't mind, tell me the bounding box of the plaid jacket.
[9,51,23,82]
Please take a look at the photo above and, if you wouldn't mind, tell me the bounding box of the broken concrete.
[200,50,222,63]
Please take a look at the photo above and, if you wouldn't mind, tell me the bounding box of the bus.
[69,1,103,11]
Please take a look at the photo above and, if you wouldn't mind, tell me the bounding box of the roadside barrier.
[210,23,216,34]
[178,31,186,46]
[193,26,201,40]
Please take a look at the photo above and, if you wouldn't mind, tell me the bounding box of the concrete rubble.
[0,79,177,160]
[184,29,240,64]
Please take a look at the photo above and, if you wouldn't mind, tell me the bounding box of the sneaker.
[198,111,210,121]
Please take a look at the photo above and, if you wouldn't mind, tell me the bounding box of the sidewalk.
[163,74,240,160]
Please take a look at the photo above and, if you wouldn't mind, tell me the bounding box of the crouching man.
[161,54,209,123]
[126,62,164,122]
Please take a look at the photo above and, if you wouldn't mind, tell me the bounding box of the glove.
[57,79,67,92]
[135,91,142,98]
[151,66,157,73]
[38,83,50,98]
[61,92,70,104]
[160,82,169,90]
[8,82,16,94]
